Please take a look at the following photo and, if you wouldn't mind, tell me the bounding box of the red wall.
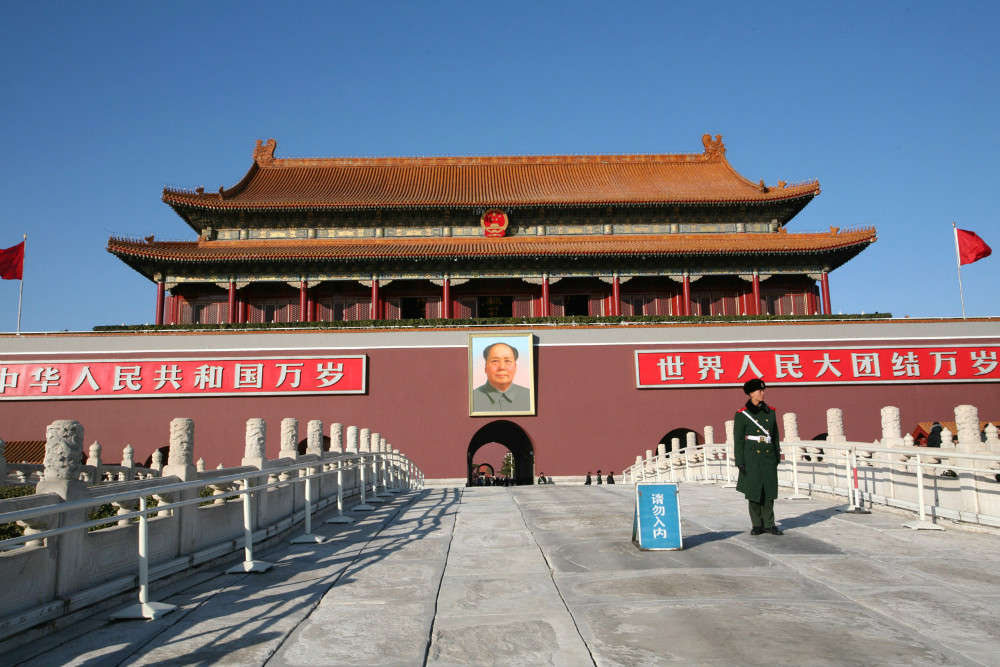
[2,324,998,479]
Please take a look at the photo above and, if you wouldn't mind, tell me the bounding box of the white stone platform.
[7,484,1000,666]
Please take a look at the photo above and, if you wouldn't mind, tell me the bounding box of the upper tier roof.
[162,135,820,212]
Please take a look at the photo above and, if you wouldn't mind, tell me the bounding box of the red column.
[682,274,691,316]
[171,295,180,325]
[541,276,550,317]
[155,280,165,325]
[611,275,621,316]
[751,272,761,316]
[442,278,451,319]
[371,279,380,320]
[820,272,832,315]
[237,298,246,324]
[299,281,308,322]
[228,281,236,324]
[307,290,315,322]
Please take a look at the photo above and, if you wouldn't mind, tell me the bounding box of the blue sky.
[1,1,997,332]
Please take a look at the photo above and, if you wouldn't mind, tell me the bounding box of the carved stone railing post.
[826,408,846,444]
[725,420,735,445]
[150,449,164,474]
[163,418,197,481]
[37,420,88,596]
[306,420,323,457]
[783,413,799,443]
[880,407,902,447]
[955,404,982,516]
[330,423,343,454]
[240,417,269,532]
[279,418,299,461]
[39,420,86,498]
[984,424,1000,472]
[939,427,955,450]
[122,444,136,480]
[360,428,371,453]
[985,423,1000,451]
[278,418,299,481]
[783,413,803,461]
[878,405,906,464]
[86,441,103,484]
[685,431,697,462]
[242,418,268,469]
[955,405,980,452]
[161,417,199,553]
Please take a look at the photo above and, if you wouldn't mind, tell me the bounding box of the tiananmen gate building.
[2,136,996,484]
[107,135,876,326]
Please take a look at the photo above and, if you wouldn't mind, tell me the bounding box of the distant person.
[596,469,603,485]
[537,472,548,484]
[734,378,783,536]
[927,422,942,448]
[606,471,615,484]
[472,342,531,412]
[585,472,592,485]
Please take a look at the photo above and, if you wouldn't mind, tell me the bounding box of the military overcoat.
[733,401,781,501]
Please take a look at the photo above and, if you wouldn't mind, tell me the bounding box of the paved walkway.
[8,483,1000,667]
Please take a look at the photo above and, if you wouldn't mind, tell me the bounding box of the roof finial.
[254,139,277,166]
[701,134,725,158]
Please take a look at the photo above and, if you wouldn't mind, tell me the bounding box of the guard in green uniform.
[733,378,783,535]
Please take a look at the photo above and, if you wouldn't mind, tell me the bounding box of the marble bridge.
[6,481,1000,667]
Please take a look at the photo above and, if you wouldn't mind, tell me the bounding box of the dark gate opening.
[467,420,535,486]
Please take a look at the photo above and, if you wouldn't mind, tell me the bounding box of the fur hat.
[742,378,766,395]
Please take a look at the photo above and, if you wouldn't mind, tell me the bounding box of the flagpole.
[16,234,25,334]
[952,222,967,320]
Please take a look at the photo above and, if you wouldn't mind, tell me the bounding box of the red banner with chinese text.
[636,346,1000,388]
[0,356,366,400]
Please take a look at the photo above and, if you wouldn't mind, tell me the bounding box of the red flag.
[957,229,992,265]
[0,241,24,280]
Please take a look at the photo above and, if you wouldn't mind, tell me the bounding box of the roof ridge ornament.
[701,133,725,159]
[254,139,277,166]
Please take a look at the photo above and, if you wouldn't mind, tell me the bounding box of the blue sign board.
[632,483,683,550]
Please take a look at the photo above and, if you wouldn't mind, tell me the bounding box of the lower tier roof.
[108,227,876,281]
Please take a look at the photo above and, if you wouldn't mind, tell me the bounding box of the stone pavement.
[8,482,1000,667]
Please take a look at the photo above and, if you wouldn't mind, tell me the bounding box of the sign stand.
[632,483,683,550]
